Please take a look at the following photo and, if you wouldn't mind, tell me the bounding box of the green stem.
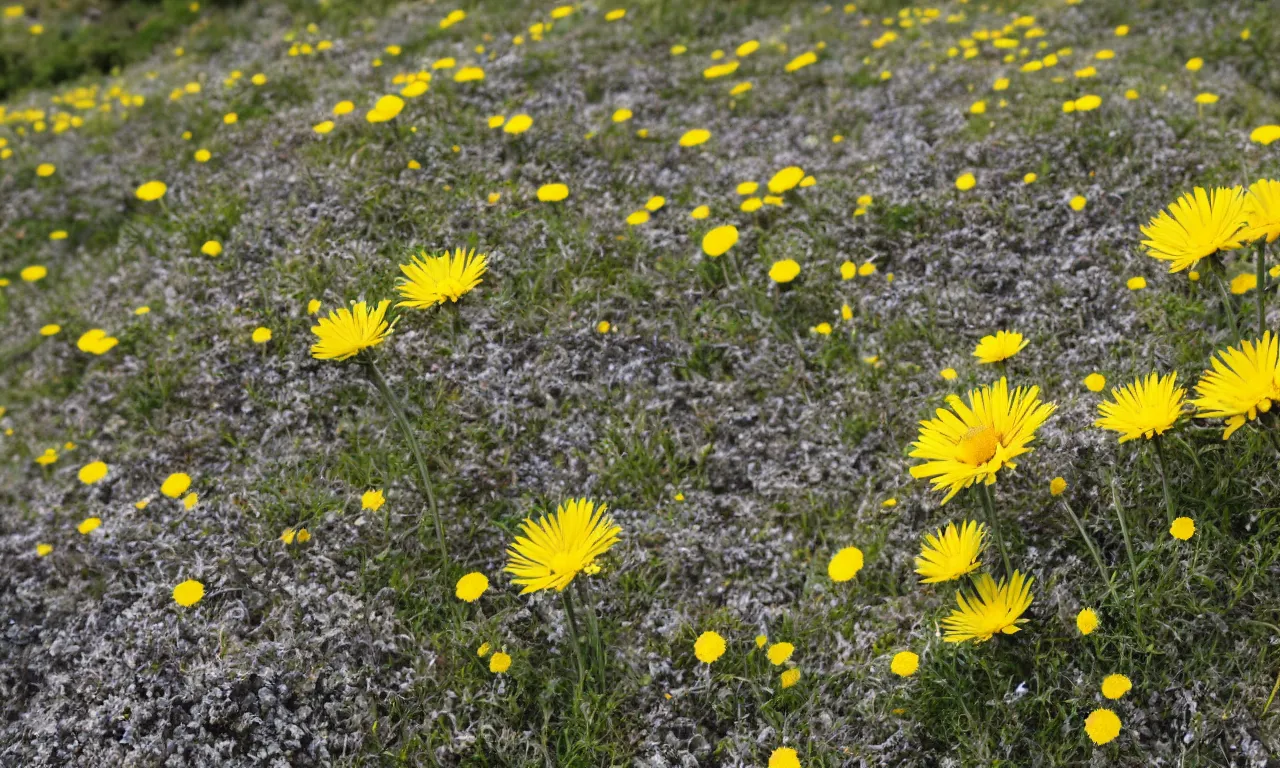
[1109,476,1142,625]
[1153,436,1177,524]
[365,359,448,565]
[1259,239,1269,339]
[1061,499,1121,606]
[561,586,588,687]
[576,577,606,688]
[1264,666,1280,716]
[1212,269,1241,339]
[977,483,1012,577]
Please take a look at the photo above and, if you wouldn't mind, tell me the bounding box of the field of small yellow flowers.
[3,0,1280,765]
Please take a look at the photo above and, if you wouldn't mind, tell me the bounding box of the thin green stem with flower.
[561,586,588,687]
[1060,499,1120,606]
[365,358,448,565]
[1109,476,1142,627]
[1258,240,1269,338]
[976,483,1011,577]
[1153,435,1177,524]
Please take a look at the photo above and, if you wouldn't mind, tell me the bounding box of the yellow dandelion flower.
[769,747,801,768]
[504,498,620,594]
[161,472,191,498]
[972,330,1027,364]
[173,579,205,607]
[1140,187,1247,273]
[281,528,297,544]
[1101,673,1132,700]
[182,492,198,510]
[77,516,102,534]
[766,642,794,665]
[769,259,801,284]
[1232,273,1257,294]
[768,167,805,194]
[679,129,711,147]
[310,300,394,361]
[396,248,487,309]
[827,546,863,582]
[909,378,1055,502]
[1169,516,1195,540]
[37,543,53,557]
[1242,179,1280,244]
[1050,476,1067,496]
[476,642,491,657]
[955,172,976,191]
[1094,372,1185,442]
[78,461,108,485]
[1084,708,1121,745]
[1085,373,1106,391]
[135,180,167,201]
[537,183,569,202]
[780,668,801,688]
[890,651,919,676]
[914,520,986,583]
[1251,125,1280,146]
[489,651,511,672]
[20,265,47,282]
[694,630,726,663]
[251,327,272,344]
[455,572,489,602]
[1190,332,1280,439]
[1076,608,1098,635]
[941,570,1034,643]
[702,225,738,257]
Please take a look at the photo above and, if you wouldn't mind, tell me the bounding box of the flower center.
[549,552,578,575]
[957,426,1000,466]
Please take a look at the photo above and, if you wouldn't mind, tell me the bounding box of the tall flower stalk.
[309,299,447,563]
[364,359,447,563]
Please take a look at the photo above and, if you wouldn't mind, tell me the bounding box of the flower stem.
[1258,240,1269,339]
[365,359,448,565]
[1212,269,1241,339]
[1061,499,1120,606]
[977,483,1011,577]
[1109,476,1142,624]
[561,586,588,687]
[576,577,606,688]
[1153,435,1177,524]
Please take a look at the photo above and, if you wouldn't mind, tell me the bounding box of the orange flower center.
[957,426,1000,465]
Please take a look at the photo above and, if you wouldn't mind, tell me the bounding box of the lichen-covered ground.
[3,0,1280,765]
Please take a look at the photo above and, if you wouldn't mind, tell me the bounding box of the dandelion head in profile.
[827,546,863,582]
[1190,332,1280,439]
[135,180,168,201]
[1140,186,1247,273]
[1094,372,1185,443]
[310,300,394,361]
[908,377,1056,503]
[972,330,1027,364]
[1241,178,1280,244]
[504,498,620,594]
[455,571,489,602]
[1076,607,1099,635]
[914,520,986,583]
[397,248,488,310]
[941,570,1034,643]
